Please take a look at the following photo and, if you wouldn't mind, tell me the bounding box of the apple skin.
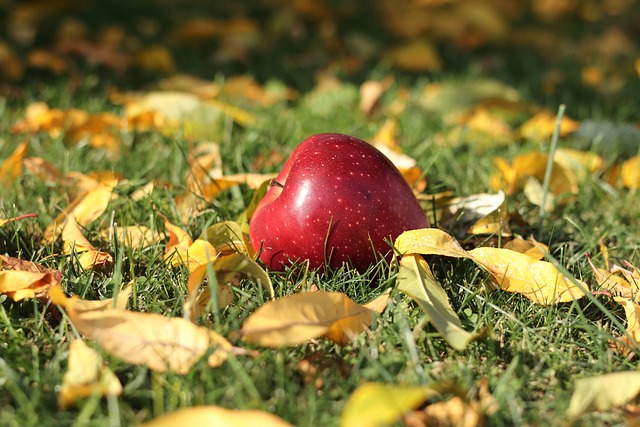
[249,133,430,272]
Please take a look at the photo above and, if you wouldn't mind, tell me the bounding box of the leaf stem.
[538,104,565,240]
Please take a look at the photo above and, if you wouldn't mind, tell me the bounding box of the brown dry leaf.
[184,253,273,321]
[621,156,640,189]
[141,406,294,427]
[395,228,587,305]
[341,382,437,427]
[519,110,580,141]
[384,39,442,72]
[44,178,118,242]
[50,286,233,374]
[0,255,62,301]
[26,49,68,74]
[58,339,123,409]
[0,140,28,185]
[61,215,112,270]
[242,291,380,347]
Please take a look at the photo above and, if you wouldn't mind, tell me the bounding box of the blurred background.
[0,0,638,107]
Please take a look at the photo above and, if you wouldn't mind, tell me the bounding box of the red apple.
[249,133,429,272]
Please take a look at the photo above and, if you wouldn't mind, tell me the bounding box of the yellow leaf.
[61,215,112,270]
[102,225,160,249]
[0,255,61,301]
[395,228,471,260]
[163,216,193,267]
[440,192,511,236]
[241,291,378,347]
[567,372,640,419]
[341,383,436,427]
[621,156,640,189]
[397,255,482,350]
[58,339,123,409]
[395,228,586,305]
[44,178,118,242]
[0,140,28,185]
[53,290,233,374]
[359,76,393,115]
[519,110,580,141]
[587,256,638,301]
[141,406,294,427]
[523,176,555,212]
[200,220,253,256]
[363,289,391,314]
[416,396,483,427]
[23,156,62,184]
[469,247,588,304]
[74,282,134,312]
[185,253,273,320]
[503,237,548,261]
[614,298,640,343]
[385,39,442,72]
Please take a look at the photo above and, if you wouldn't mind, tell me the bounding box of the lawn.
[1,1,640,426]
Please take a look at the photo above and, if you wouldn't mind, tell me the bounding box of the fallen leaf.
[141,406,294,427]
[0,255,61,301]
[185,253,273,320]
[101,225,160,249]
[50,286,233,374]
[73,282,133,312]
[439,191,511,237]
[341,383,437,427]
[242,291,380,347]
[420,79,520,114]
[519,110,580,141]
[412,396,483,427]
[163,216,194,267]
[469,246,588,304]
[359,76,393,115]
[567,372,640,419]
[61,215,112,270]
[397,254,483,350]
[200,220,254,256]
[44,178,118,242]
[503,237,548,261]
[0,140,28,185]
[621,156,640,189]
[58,339,123,409]
[396,228,588,305]
[384,39,442,72]
[587,254,638,301]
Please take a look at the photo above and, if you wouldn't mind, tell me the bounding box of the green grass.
[2,2,640,426]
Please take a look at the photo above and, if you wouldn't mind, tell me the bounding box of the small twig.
[538,104,565,240]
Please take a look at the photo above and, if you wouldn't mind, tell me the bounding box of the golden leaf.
[397,255,482,350]
[519,110,580,141]
[395,228,586,305]
[50,287,233,374]
[0,140,28,185]
[395,228,470,259]
[141,406,293,427]
[61,215,112,270]
[384,39,442,72]
[621,156,640,189]
[0,255,61,301]
[469,247,588,304]
[163,216,194,267]
[44,178,118,242]
[587,255,639,301]
[341,383,436,427]
[242,291,379,347]
[503,237,548,261]
[58,339,123,409]
[184,253,273,320]
[102,225,160,249]
[200,220,253,256]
